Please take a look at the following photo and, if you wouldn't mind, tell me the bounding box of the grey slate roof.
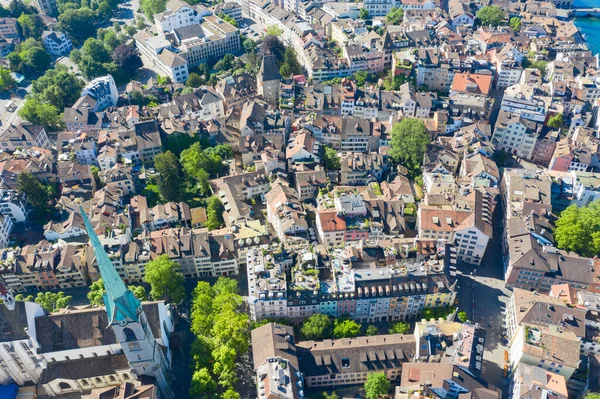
[0,301,31,342]
[40,353,130,384]
[35,303,165,353]
[259,55,281,82]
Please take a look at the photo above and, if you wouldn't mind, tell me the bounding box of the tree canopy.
[154,151,185,202]
[0,68,15,92]
[141,0,166,19]
[509,17,522,32]
[555,201,600,257]
[389,118,430,175]
[279,47,302,77]
[386,7,404,25]
[205,196,225,231]
[17,172,54,219]
[87,278,147,306]
[364,372,391,399]
[18,13,44,39]
[359,8,370,20]
[17,291,72,312]
[58,7,97,45]
[458,311,468,323]
[547,113,564,129]
[8,38,51,77]
[366,325,379,336]
[144,254,186,304]
[30,65,84,110]
[323,146,341,170]
[261,34,285,64]
[18,99,62,127]
[389,321,410,334]
[301,314,332,340]
[333,319,361,338]
[476,5,504,27]
[189,278,249,396]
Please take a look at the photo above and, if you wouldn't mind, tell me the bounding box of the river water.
[574,0,600,55]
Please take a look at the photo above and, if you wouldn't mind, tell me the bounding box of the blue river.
[574,0,600,55]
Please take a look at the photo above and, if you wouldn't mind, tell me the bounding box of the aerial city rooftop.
[1,0,600,397]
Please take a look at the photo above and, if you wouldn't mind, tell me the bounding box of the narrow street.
[456,205,511,392]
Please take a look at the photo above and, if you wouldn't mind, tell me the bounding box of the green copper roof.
[80,206,141,325]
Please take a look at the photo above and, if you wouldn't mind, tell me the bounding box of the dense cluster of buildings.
[252,320,497,397]
[3,0,600,395]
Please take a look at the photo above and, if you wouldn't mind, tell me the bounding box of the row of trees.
[318,373,391,399]
[190,278,247,399]
[88,254,185,306]
[300,314,411,340]
[15,291,72,312]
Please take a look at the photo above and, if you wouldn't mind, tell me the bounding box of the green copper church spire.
[80,206,141,325]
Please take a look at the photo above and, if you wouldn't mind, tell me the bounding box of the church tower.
[80,207,173,398]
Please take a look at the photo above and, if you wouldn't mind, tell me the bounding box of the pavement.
[0,84,30,128]
[455,205,511,393]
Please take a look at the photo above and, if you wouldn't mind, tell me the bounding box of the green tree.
[323,146,341,170]
[509,17,521,32]
[0,68,15,91]
[555,201,600,257]
[15,294,35,302]
[389,118,430,175]
[141,0,166,19]
[18,13,44,39]
[301,314,332,340]
[364,372,391,399]
[35,291,73,312]
[386,7,404,25]
[389,321,410,334]
[243,37,256,54]
[144,254,185,304]
[279,47,302,77]
[320,392,340,399]
[457,311,468,323]
[266,25,283,36]
[190,368,216,398]
[261,34,285,63]
[186,72,203,88]
[222,388,241,399]
[217,12,238,27]
[180,142,224,180]
[81,37,111,63]
[476,5,504,27]
[359,8,370,20]
[154,151,184,202]
[88,279,105,306]
[333,319,361,338]
[58,7,97,45]
[19,99,60,127]
[19,40,51,74]
[17,172,54,218]
[366,325,379,336]
[352,70,372,87]
[585,394,600,399]
[88,278,147,306]
[205,196,224,230]
[30,65,84,110]
[547,113,564,129]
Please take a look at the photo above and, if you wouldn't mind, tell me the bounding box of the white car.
[260,193,267,205]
